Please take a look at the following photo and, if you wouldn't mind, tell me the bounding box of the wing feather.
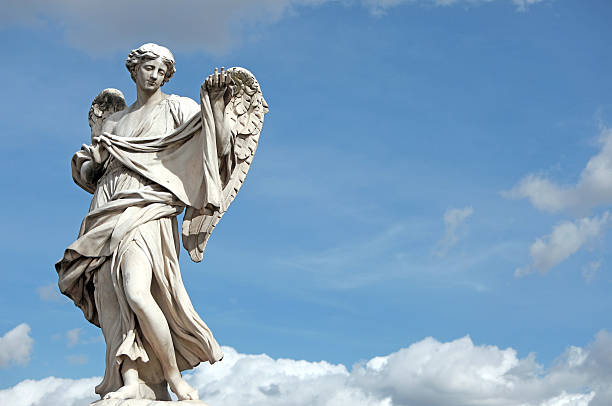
[88,88,126,140]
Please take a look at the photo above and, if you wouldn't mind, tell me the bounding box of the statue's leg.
[102,360,141,399]
[95,261,142,400]
[121,244,199,401]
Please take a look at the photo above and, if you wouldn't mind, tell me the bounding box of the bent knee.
[121,245,154,314]
[125,287,153,314]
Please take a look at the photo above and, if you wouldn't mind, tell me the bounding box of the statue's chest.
[115,105,172,138]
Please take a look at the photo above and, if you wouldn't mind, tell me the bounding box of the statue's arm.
[72,114,119,191]
[78,158,95,185]
[71,146,98,193]
[212,98,232,157]
[183,67,267,263]
[203,68,233,157]
[92,115,117,164]
[78,146,107,184]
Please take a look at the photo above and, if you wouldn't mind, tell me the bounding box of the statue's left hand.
[203,67,232,107]
[91,136,110,164]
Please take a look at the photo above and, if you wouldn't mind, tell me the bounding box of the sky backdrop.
[1,1,612,405]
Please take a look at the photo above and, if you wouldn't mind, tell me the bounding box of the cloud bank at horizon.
[2,331,611,406]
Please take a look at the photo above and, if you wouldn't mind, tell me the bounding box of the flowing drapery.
[56,93,226,396]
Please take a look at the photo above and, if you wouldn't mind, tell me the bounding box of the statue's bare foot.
[167,374,199,401]
[103,383,140,400]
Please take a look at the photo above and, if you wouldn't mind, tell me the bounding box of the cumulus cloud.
[4,332,612,406]
[0,376,99,406]
[0,324,34,368]
[435,206,474,256]
[505,128,612,214]
[1,0,549,55]
[515,211,610,276]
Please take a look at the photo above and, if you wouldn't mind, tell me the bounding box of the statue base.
[91,400,210,406]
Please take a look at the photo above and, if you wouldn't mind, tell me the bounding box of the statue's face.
[135,57,167,91]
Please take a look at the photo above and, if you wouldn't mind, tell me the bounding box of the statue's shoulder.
[167,94,199,109]
[101,107,129,133]
[167,94,200,121]
[108,106,130,121]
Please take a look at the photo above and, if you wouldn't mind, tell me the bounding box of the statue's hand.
[203,67,233,109]
[91,137,110,164]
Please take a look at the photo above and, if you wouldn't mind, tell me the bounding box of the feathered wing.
[182,67,269,262]
[89,88,127,141]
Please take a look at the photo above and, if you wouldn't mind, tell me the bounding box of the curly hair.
[125,43,176,85]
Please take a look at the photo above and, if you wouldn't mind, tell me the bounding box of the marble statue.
[55,43,267,404]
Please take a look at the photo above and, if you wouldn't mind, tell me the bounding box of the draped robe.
[56,93,226,396]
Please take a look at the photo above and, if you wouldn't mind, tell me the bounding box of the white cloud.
[534,392,595,406]
[0,324,34,368]
[1,0,549,55]
[515,212,610,276]
[364,0,546,15]
[3,332,612,406]
[505,126,612,278]
[36,283,64,303]
[0,376,99,406]
[505,128,612,214]
[513,0,547,12]
[66,328,81,348]
[435,206,474,256]
[1,0,293,55]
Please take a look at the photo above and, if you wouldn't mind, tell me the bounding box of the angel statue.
[55,43,267,404]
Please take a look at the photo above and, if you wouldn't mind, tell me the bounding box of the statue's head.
[125,43,176,86]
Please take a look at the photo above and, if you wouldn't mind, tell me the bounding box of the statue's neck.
[135,87,164,109]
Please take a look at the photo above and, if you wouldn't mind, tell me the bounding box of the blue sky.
[1,1,612,405]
